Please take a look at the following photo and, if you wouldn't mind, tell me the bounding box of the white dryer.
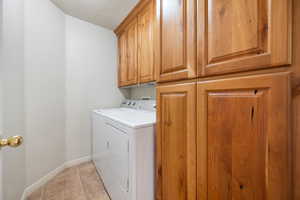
[92,100,156,200]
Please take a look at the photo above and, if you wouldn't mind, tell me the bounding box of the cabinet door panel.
[155,0,197,82]
[161,0,184,72]
[156,83,196,200]
[198,0,292,76]
[138,2,155,83]
[197,73,292,200]
[127,20,138,85]
[207,90,267,200]
[118,32,128,87]
[208,0,266,62]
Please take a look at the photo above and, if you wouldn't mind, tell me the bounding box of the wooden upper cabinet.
[116,0,155,87]
[197,73,292,200]
[117,20,138,87]
[155,0,197,83]
[138,1,155,83]
[156,83,196,200]
[118,32,128,86]
[198,0,292,76]
[126,19,138,85]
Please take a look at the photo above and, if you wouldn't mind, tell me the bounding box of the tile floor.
[27,162,110,200]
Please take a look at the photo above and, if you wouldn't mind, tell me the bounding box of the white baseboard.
[21,155,91,200]
[21,164,65,200]
[64,155,91,168]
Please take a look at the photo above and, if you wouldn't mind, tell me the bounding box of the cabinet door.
[198,0,292,76]
[155,0,197,82]
[138,1,155,83]
[126,19,138,85]
[156,83,196,200]
[118,32,128,87]
[197,73,292,200]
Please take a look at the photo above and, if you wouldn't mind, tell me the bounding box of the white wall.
[1,0,26,199]
[24,0,66,186]
[65,15,128,161]
[130,86,156,100]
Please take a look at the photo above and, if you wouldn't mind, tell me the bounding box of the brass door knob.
[0,136,23,148]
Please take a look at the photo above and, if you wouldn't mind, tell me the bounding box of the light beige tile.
[81,163,111,199]
[27,162,110,200]
[27,187,43,200]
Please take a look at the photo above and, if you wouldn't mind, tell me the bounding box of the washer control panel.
[121,99,156,111]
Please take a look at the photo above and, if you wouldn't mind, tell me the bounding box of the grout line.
[94,167,111,200]
[40,182,45,200]
[62,172,66,200]
[77,165,89,200]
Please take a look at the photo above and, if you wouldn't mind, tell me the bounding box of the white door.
[0,86,23,200]
[0,0,3,197]
[0,74,3,200]
[0,0,25,199]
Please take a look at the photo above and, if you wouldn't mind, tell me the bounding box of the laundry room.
[0,0,299,200]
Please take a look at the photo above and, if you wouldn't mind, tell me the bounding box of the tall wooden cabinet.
[116,0,155,87]
[156,83,196,200]
[197,73,291,200]
[155,0,292,199]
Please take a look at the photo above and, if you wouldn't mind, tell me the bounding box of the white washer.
[92,100,156,200]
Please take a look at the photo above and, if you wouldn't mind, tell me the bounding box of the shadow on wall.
[128,86,156,100]
[119,88,131,99]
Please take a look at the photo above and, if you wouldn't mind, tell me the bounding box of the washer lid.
[94,108,156,129]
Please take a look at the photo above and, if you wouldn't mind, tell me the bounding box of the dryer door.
[105,122,130,200]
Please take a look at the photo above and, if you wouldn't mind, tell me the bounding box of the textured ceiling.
[51,0,139,30]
